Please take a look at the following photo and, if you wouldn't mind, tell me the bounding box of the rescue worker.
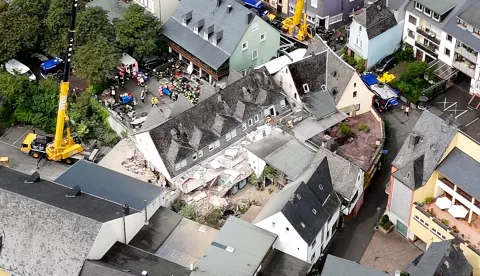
[140,90,145,103]
[151,96,159,107]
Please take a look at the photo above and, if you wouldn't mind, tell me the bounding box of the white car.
[5,59,36,81]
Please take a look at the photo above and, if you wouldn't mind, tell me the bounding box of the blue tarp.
[121,95,133,104]
[162,88,171,96]
[361,73,378,86]
[41,58,63,70]
[389,99,399,106]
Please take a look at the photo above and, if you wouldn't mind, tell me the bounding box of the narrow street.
[326,106,421,262]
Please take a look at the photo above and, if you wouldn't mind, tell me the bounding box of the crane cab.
[20,133,54,159]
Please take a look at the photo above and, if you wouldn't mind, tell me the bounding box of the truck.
[361,73,399,112]
[243,0,268,16]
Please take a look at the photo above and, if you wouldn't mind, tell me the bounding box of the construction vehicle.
[281,0,313,41]
[20,0,84,165]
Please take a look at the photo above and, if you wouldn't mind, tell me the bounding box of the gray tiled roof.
[191,216,277,276]
[357,0,398,39]
[321,255,389,276]
[415,0,456,15]
[303,91,338,119]
[392,110,457,190]
[437,148,480,201]
[80,261,134,276]
[149,68,284,177]
[161,0,254,70]
[0,167,104,276]
[406,240,473,276]
[55,160,165,211]
[458,5,480,29]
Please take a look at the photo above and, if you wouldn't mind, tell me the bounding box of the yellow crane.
[281,0,314,41]
[20,0,83,164]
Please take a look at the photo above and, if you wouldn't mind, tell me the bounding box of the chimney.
[123,204,130,215]
[217,0,221,7]
[246,12,254,24]
[227,4,232,13]
[408,132,420,149]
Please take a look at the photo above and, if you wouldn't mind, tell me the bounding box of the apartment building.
[386,110,480,275]
[403,0,480,94]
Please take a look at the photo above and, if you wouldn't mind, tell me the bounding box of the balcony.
[416,27,440,45]
[455,43,479,63]
[415,41,438,58]
[453,56,476,78]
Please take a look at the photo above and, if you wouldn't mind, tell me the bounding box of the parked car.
[5,59,36,81]
[139,56,165,73]
[31,53,50,64]
[374,55,397,73]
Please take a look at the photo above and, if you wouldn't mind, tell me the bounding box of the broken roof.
[149,67,284,177]
[356,0,398,39]
[0,167,105,276]
[191,216,277,276]
[161,0,256,70]
[55,160,165,211]
[392,110,457,190]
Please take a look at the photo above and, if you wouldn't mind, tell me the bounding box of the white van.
[5,59,36,81]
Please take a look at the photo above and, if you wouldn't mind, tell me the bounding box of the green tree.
[43,0,71,56]
[72,36,121,84]
[114,4,161,59]
[76,7,115,46]
[179,205,196,220]
[0,1,8,12]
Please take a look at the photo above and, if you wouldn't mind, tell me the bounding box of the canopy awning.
[448,204,469,218]
[435,197,452,210]
[428,59,457,80]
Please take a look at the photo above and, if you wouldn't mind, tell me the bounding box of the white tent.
[448,205,469,218]
[435,197,452,210]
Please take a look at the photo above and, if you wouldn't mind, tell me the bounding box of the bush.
[359,124,369,132]
[394,46,415,62]
[380,215,390,225]
[0,1,8,12]
[179,205,196,220]
[440,219,449,226]
[425,196,434,204]
[382,220,393,230]
[171,199,187,212]
[355,58,365,73]
[203,209,223,228]
[339,123,354,137]
[389,61,434,102]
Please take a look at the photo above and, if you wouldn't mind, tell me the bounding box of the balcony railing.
[453,60,476,78]
[416,28,441,45]
[455,44,479,63]
[415,41,438,57]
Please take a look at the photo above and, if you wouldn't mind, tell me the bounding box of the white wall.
[348,20,369,59]
[390,177,413,224]
[403,11,418,48]
[135,132,172,181]
[159,0,179,23]
[344,171,365,215]
[254,212,308,262]
[336,73,374,115]
[87,193,163,259]
[273,66,303,107]
[438,31,455,66]
[323,206,340,251]
[247,150,267,177]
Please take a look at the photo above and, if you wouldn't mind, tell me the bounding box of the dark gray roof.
[458,5,480,29]
[86,0,131,21]
[55,160,165,211]
[0,166,126,222]
[406,240,473,276]
[321,255,389,276]
[442,0,480,53]
[129,207,183,253]
[437,148,480,200]
[325,49,355,104]
[161,0,254,70]
[261,249,310,276]
[415,0,456,15]
[392,110,457,190]
[356,0,398,39]
[102,242,191,276]
[303,91,338,119]
[149,68,284,177]
[191,216,277,276]
[80,261,135,276]
[288,51,327,97]
[306,35,330,56]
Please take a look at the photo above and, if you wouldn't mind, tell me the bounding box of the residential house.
[253,157,342,264]
[284,0,364,30]
[274,44,374,116]
[405,239,473,276]
[134,68,289,184]
[386,110,480,275]
[0,165,161,276]
[403,0,480,95]
[321,254,388,276]
[347,0,403,69]
[160,0,280,82]
[87,0,178,23]
[190,216,277,276]
[246,131,365,216]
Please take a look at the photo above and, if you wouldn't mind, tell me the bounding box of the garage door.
[396,220,408,237]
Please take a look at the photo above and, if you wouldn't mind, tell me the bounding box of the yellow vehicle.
[281,0,314,41]
[20,0,84,165]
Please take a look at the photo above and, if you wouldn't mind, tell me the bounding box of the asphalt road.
[326,106,421,262]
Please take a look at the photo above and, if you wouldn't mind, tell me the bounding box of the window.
[329,13,343,25]
[311,239,316,247]
[146,0,153,12]
[303,83,310,93]
[312,209,317,214]
[457,19,466,27]
[423,7,431,17]
[358,25,362,32]
[408,15,417,25]
[289,6,295,13]
[351,191,359,203]
[360,40,363,48]
[209,143,215,151]
[300,222,305,228]
[286,227,289,231]
[214,140,220,148]
[408,29,414,38]
[181,159,187,168]
[231,129,237,138]
[319,184,323,190]
[175,163,181,171]
[226,132,232,141]
[307,15,314,23]
[280,99,286,107]
[294,93,298,99]
[432,12,440,21]
[242,41,248,51]
[354,82,356,87]
[272,222,276,228]
[260,33,266,42]
[327,230,331,239]
[414,215,429,228]
[252,21,259,31]
[311,0,317,8]
[192,153,198,161]
[355,37,359,46]
[254,114,260,122]
[311,252,316,261]
[248,118,253,126]
[444,48,450,56]
[321,84,327,92]
[431,228,446,240]
[414,2,423,11]
[252,49,258,60]
[242,123,247,130]
[353,91,357,97]
[198,149,204,158]
[447,34,453,41]
[296,194,301,200]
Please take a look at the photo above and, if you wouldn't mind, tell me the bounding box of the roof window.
[303,83,310,93]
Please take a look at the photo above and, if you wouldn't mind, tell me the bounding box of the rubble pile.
[121,149,165,186]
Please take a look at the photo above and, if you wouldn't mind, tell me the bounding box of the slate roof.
[191,216,277,276]
[149,67,284,177]
[260,249,310,276]
[321,255,388,276]
[80,261,134,276]
[392,110,457,190]
[325,48,356,104]
[303,90,338,119]
[437,148,480,201]
[129,206,183,253]
[102,242,191,276]
[254,157,341,244]
[405,240,473,276]
[161,0,255,70]
[55,160,165,211]
[458,5,480,29]
[288,51,327,97]
[356,0,398,39]
[0,167,105,276]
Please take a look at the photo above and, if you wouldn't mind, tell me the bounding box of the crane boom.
[292,0,304,26]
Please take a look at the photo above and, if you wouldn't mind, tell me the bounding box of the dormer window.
[321,84,327,92]
[194,25,198,33]
[303,83,310,93]
[432,12,440,22]
[423,7,431,17]
[204,32,209,40]
[414,2,423,12]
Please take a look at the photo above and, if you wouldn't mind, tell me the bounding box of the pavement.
[326,105,420,262]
